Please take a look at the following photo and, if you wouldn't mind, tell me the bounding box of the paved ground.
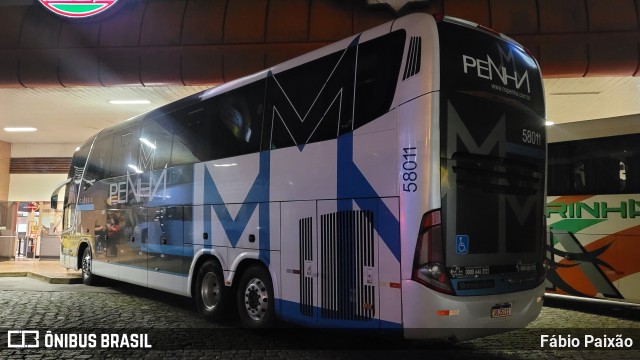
[0,276,639,359]
[0,258,81,284]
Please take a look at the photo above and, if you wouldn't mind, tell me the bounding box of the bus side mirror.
[51,194,58,209]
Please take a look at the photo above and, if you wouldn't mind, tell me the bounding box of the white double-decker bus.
[53,13,547,340]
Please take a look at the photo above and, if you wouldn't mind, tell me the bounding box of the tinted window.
[110,125,140,177]
[548,134,640,195]
[140,116,173,171]
[354,30,405,129]
[265,31,405,150]
[65,140,92,206]
[266,45,357,149]
[67,141,90,180]
[170,81,265,165]
[85,136,112,183]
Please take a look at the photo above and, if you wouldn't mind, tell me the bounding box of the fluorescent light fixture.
[214,163,238,167]
[4,127,37,132]
[109,100,150,105]
[139,137,156,149]
[549,91,601,96]
[545,120,555,126]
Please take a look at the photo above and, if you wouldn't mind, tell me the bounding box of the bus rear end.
[404,17,547,340]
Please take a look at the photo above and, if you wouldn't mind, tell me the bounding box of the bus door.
[118,206,147,287]
[316,199,380,329]
[147,206,187,293]
[79,209,119,279]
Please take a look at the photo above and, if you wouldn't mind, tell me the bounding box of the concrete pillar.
[0,141,10,201]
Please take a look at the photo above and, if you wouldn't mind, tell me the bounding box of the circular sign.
[39,0,120,18]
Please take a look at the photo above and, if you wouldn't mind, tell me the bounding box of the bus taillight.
[412,209,454,295]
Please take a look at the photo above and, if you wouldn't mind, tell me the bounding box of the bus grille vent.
[402,36,422,80]
[320,210,375,321]
[452,152,542,195]
[299,217,314,318]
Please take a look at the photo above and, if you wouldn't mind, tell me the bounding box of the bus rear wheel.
[195,259,229,321]
[237,265,275,329]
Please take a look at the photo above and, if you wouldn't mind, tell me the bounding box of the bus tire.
[236,264,276,329]
[81,246,97,286]
[195,259,229,321]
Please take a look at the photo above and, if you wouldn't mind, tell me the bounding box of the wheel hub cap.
[244,278,268,321]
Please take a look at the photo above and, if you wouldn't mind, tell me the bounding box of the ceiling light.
[108,100,150,105]
[4,127,37,132]
[549,91,601,96]
[545,120,555,126]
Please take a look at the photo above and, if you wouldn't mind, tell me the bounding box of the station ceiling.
[1,0,639,145]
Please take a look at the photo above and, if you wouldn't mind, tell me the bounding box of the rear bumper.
[402,280,545,340]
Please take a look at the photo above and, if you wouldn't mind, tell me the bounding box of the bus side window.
[84,137,112,186]
[548,142,575,195]
[140,117,173,172]
[66,142,90,204]
[265,48,356,150]
[110,125,140,178]
[354,30,405,129]
[549,134,640,195]
[586,157,620,194]
[573,162,586,193]
[170,106,213,165]
[171,81,265,165]
[215,84,264,156]
[623,148,640,193]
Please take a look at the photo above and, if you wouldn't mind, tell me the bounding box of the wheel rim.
[201,272,221,311]
[243,278,269,321]
[82,249,91,279]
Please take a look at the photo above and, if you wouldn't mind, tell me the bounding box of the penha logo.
[39,0,119,18]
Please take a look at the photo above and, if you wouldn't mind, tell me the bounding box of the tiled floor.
[0,257,81,283]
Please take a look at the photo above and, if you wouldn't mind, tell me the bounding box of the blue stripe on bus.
[337,132,401,261]
[201,151,271,265]
[142,244,196,257]
[277,299,402,330]
[77,204,94,211]
[117,262,189,277]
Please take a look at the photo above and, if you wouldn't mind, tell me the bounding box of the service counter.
[39,235,60,259]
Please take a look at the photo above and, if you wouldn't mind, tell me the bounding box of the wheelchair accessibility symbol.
[456,235,469,254]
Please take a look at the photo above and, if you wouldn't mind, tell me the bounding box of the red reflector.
[436,309,460,316]
[390,282,401,289]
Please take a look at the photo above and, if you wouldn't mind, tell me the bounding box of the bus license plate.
[490,304,512,318]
